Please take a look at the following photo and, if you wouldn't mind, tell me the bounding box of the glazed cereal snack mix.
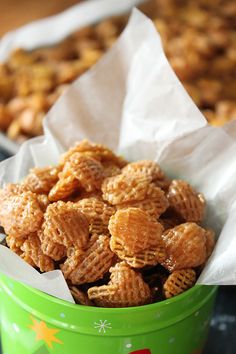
[0,140,216,307]
[0,0,236,143]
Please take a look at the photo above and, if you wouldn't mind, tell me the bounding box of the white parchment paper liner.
[0,10,236,303]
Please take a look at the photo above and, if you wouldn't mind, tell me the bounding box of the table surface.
[0,150,235,353]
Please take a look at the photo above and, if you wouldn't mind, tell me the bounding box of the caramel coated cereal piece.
[37,194,50,212]
[48,175,79,202]
[43,201,89,249]
[76,197,115,225]
[162,222,207,272]
[167,180,205,223]
[0,104,13,131]
[163,269,196,298]
[6,235,26,255]
[109,208,164,254]
[205,228,216,258]
[102,174,164,205]
[21,234,54,272]
[23,166,60,194]
[66,153,104,192]
[110,237,166,268]
[69,286,94,306]
[68,235,114,285]
[38,230,66,261]
[50,154,104,200]
[102,162,121,178]
[0,191,44,238]
[122,160,170,190]
[60,140,127,168]
[88,262,152,307]
[60,248,84,279]
[116,192,169,218]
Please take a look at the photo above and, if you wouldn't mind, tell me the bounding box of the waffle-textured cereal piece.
[102,162,121,178]
[88,262,152,307]
[21,234,54,272]
[205,228,216,258]
[163,269,196,298]
[0,191,44,238]
[60,140,127,168]
[38,230,66,261]
[6,235,26,255]
[65,153,105,192]
[102,174,165,205]
[109,208,164,254]
[67,235,114,285]
[37,194,50,212]
[76,197,115,225]
[162,222,207,272]
[48,174,79,202]
[116,194,169,218]
[0,183,30,203]
[49,154,104,200]
[122,160,170,190]
[23,166,60,194]
[60,248,84,279]
[43,201,89,249]
[69,286,94,306]
[110,237,166,268]
[167,180,205,223]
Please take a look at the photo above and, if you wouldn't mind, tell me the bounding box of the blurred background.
[0,1,236,353]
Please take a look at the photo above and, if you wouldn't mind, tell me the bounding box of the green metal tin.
[0,274,217,354]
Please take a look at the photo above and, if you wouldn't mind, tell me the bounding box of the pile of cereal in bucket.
[0,0,236,143]
[0,140,216,307]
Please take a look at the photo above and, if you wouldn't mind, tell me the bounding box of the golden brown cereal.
[0,183,30,203]
[76,197,115,225]
[60,248,84,279]
[6,235,26,256]
[23,166,60,194]
[122,160,170,190]
[21,234,54,272]
[67,235,114,285]
[162,222,207,272]
[0,191,44,238]
[43,201,89,249]
[38,230,66,261]
[116,193,169,218]
[60,140,127,168]
[110,237,166,268]
[109,208,164,254]
[205,228,216,258]
[163,269,196,298]
[65,153,104,192]
[48,175,79,202]
[37,194,50,212]
[49,154,104,200]
[102,162,121,178]
[69,286,94,306]
[167,180,205,222]
[88,262,152,307]
[102,174,167,206]
[0,104,13,131]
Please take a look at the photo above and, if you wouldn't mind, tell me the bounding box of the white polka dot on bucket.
[12,323,20,333]
[194,311,199,317]
[126,343,132,348]
[60,313,66,318]
[169,337,175,344]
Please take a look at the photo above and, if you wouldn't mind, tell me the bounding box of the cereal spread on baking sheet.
[0,140,216,307]
[0,0,236,143]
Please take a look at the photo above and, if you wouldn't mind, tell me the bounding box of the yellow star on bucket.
[29,317,63,348]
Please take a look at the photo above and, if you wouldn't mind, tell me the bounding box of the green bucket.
[0,274,217,354]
